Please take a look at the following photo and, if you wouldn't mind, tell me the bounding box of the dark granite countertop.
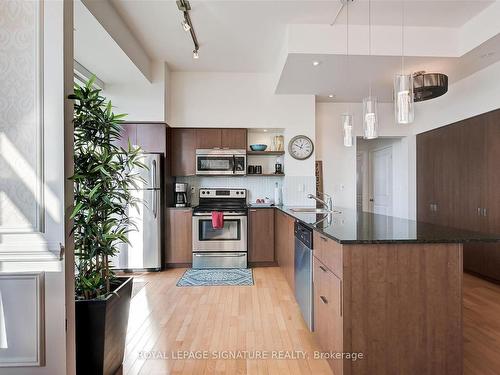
[273,206,500,245]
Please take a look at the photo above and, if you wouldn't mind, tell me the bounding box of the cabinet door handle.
[483,208,488,217]
[319,265,328,272]
[320,296,328,304]
[320,236,328,242]
[250,209,257,212]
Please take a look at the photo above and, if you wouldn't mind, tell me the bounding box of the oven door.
[192,214,247,252]
[196,154,235,175]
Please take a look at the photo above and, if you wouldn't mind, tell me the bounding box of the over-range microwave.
[195,149,246,175]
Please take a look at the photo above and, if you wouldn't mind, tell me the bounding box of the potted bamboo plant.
[69,78,145,375]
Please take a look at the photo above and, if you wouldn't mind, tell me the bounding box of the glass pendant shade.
[341,113,352,147]
[342,113,353,147]
[363,96,378,139]
[394,74,414,124]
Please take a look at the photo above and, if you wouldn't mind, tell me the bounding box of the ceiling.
[74,0,146,84]
[109,0,493,73]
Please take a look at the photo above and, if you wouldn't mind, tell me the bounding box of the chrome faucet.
[307,192,333,212]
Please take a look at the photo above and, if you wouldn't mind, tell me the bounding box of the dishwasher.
[294,220,313,331]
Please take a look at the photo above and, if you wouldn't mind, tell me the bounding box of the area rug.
[176,268,254,287]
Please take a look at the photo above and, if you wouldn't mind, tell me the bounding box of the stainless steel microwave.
[195,149,246,175]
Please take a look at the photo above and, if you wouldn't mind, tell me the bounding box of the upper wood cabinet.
[171,128,196,176]
[221,129,247,149]
[195,128,247,149]
[248,208,275,263]
[195,129,222,149]
[115,123,166,154]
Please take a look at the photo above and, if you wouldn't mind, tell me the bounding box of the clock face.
[288,135,314,160]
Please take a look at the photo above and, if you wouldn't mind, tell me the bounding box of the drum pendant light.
[394,0,414,124]
[363,0,379,139]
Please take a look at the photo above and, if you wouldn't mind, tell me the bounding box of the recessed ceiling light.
[312,61,320,66]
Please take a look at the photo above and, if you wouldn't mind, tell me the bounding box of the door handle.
[152,190,158,219]
[320,236,328,242]
[320,296,328,304]
[194,253,245,257]
[483,208,488,217]
[477,207,482,216]
[59,243,65,261]
[319,265,328,272]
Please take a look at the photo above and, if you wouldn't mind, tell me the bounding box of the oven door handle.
[232,155,236,174]
[194,253,246,257]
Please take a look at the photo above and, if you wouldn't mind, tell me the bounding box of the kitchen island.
[270,206,500,375]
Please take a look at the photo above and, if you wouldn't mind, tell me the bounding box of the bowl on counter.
[249,144,267,151]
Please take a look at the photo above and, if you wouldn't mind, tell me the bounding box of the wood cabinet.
[221,128,247,149]
[274,210,295,291]
[165,208,192,265]
[195,129,222,149]
[248,208,275,263]
[171,128,196,176]
[116,123,167,153]
[417,108,500,280]
[312,241,462,375]
[171,128,247,176]
[313,256,343,375]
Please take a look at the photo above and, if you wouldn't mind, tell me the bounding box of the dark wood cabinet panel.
[275,210,295,291]
[136,123,167,154]
[171,128,196,176]
[165,208,192,264]
[417,108,500,280]
[313,256,343,375]
[221,129,247,149]
[195,129,222,149]
[248,209,275,263]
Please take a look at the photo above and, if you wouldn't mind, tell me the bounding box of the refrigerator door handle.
[151,159,157,189]
[152,189,158,219]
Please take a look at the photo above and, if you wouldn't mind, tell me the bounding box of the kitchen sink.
[289,207,338,214]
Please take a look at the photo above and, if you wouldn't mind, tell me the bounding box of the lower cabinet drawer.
[313,256,344,375]
[314,231,343,278]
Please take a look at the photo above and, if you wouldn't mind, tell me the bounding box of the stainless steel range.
[192,188,248,269]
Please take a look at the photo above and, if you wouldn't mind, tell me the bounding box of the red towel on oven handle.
[211,211,224,229]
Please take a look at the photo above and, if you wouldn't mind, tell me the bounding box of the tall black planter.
[75,277,133,375]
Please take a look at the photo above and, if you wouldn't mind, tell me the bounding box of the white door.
[369,147,393,215]
[0,1,74,374]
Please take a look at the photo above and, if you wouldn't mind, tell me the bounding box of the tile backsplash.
[176,175,316,207]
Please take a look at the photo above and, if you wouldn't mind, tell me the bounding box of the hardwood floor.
[464,273,500,375]
[121,267,332,375]
[121,269,500,375]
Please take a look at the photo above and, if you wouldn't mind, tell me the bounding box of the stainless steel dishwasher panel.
[294,221,313,331]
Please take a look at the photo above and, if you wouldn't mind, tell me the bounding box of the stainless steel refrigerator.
[111,153,162,271]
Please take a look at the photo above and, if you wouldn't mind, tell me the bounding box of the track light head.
[193,49,199,59]
[181,19,191,32]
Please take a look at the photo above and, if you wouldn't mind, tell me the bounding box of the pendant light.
[394,0,414,124]
[363,0,379,139]
[342,0,353,147]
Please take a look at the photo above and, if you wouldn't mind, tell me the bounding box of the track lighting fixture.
[177,0,200,58]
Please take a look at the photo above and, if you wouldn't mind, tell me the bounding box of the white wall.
[101,61,167,122]
[315,102,414,216]
[316,60,500,219]
[170,72,317,205]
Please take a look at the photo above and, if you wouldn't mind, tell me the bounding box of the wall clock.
[288,135,314,160]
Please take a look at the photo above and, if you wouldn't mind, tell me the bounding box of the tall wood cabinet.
[165,208,192,265]
[417,108,500,280]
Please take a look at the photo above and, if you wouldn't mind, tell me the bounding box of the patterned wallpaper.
[0,0,41,231]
